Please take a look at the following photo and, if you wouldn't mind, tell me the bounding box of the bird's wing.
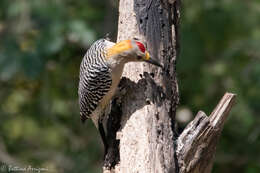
[79,65,112,123]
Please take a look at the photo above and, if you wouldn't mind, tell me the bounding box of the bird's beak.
[143,52,163,68]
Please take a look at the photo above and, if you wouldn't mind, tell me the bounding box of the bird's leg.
[98,118,108,156]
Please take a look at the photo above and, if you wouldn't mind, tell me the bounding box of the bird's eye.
[137,55,142,60]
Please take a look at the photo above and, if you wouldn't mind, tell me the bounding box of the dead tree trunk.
[103,1,236,173]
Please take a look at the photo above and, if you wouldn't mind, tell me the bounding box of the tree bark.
[116,0,180,173]
[176,93,236,173]
[104,0,180,172]
[103,1,236,173]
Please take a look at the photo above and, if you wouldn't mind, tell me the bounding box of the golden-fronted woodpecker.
[78,39,162,148]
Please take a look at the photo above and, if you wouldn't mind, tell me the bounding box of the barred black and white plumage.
[78,39,113,123]
[78,38,162,151]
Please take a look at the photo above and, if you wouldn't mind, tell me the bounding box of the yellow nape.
[107,40,132,58]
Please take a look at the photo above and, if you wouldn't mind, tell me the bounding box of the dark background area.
[0,0,259,172]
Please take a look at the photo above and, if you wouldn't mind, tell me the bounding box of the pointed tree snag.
[176,93,236,173]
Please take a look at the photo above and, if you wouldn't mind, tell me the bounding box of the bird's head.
[107,40,162,68]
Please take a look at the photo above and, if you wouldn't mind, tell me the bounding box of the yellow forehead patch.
[107,40,132,58]
[144,52,150,60]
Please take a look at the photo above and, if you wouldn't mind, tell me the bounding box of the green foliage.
[0,0,259,172]
[179,0,260,172]
[0,0,115,172]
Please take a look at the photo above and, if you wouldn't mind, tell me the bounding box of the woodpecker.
[78,39,162,149]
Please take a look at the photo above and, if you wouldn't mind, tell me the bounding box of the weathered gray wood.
[103,0,180,172]
[103,1,236,173]
[116,0,180,172]
[176,93,236,173]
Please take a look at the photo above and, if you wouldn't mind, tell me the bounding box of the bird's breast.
[99,62,125,109]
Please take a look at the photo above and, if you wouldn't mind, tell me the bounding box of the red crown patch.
[136,41,146,53]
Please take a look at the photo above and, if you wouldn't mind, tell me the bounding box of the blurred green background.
[0,0,259,173]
